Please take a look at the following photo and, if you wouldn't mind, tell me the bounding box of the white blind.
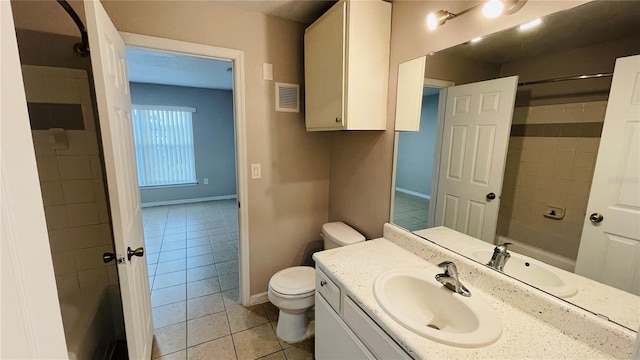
[132,106,197,187]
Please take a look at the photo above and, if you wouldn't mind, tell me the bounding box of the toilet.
[268,222,365,343]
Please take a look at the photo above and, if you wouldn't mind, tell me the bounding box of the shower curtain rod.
[518,73,613,87]
[56,0,90,56]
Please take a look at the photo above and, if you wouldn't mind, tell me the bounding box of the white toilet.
[268,222,365,343]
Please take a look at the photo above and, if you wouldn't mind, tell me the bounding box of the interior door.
[84,0,153,358]
[434,76,518,243]
[1,1,68,357]
[575,55,640,295]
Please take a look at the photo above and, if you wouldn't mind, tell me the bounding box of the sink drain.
[427,324,440,330]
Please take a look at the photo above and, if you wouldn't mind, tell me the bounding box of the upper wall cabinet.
[304,0,391,131]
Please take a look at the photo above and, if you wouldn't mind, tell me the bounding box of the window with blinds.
[132,106,197,187]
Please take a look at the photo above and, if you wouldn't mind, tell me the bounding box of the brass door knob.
[589,213,604,223]
[103,252,116,263]
[127,246,144,261]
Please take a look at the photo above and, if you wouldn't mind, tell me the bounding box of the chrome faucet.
[487,242,512,272]
[435,261,471,297]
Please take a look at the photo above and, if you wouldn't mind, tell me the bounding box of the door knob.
[127,246,144,261]
[486,193,496,200]
[589,213,604,223]
[103,252,116,263]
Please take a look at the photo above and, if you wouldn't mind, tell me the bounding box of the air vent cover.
[275,82,300,113]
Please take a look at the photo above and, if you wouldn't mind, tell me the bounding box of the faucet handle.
[495,242,512,253]
[437,261,458,276]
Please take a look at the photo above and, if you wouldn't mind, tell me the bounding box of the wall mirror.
[391,0,640,331]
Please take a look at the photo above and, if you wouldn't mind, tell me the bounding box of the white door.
[434,76,518,243]
[84,0,153,358]
[575,55,640,295]
[1,1,68,357]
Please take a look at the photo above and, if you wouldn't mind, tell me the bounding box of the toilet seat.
[269,266,315,297]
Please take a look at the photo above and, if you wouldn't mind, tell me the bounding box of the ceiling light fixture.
[482,0,504,19]
[426,4,480,31]
[470,37,483,43]
[519,18,542,30]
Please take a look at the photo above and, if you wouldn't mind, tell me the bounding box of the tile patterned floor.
[392,191,430,231]
[143,201,314,360]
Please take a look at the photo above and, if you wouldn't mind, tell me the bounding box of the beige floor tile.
[156,350,186,360]
[187,245,212,257]
[153,301,186,329]
[187,292,226,320]
[222,288,243,312]
[187,264,217,283]
[258,351,286,360]
[282,339,314,360]
[153,270,187,290]
[151,322,186,359]
[211,241,236,253]
[187,277,221,299]
[263,302,279,323]
[155,260,187,276]
[187,254,215,269]
[152,284,186,308]
[187,312,231,347]
[218,273,239,291]
[214,250,238,264]
[232,323,282,360]
[215,260,238,276]
[187,336,236,360]
[227,304,270,333]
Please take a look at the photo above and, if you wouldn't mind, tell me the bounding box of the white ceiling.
[125,0,338,90]
[126,47,233,90]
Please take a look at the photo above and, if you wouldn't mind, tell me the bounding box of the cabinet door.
[304,2,345,131]
[315,294,374,360]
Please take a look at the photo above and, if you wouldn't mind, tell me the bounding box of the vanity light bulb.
[471,37,483,43]
[482,0,504,19]
[519,18,542,30]
[427,12,438,30]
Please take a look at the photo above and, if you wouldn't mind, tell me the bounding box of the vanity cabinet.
[315,268,410,360]
[304,0,391,131]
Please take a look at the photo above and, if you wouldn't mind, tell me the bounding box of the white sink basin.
[464,248,577,298]
[373,268,502,348]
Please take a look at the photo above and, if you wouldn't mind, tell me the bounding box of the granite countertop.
[314,238,612,359]
[414,226,640,332]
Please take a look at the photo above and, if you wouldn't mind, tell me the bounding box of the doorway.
[124,46,244,338]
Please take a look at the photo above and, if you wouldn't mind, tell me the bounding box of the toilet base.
[275,310,315,343]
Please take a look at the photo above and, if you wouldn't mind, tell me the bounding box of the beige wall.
[13,0,331,296]
[330,0,589,239]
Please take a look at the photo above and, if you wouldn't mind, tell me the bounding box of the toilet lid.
[270,266,315,296]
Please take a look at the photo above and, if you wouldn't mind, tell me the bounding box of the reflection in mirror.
[391,0,640,331]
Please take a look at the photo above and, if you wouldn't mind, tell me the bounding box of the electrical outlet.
[251,164,261,179]
[204,178,209,185]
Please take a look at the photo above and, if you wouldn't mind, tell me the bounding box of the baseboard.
[141,195,237,208]
[249,292,269,306]
[395,187,431,200]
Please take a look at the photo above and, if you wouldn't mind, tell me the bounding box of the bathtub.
[496,235,576,272]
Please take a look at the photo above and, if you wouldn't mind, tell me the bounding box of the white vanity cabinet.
[304,0,391,131]
[315,268,411,360]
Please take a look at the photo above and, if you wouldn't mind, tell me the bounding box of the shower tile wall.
[497,101,606,262]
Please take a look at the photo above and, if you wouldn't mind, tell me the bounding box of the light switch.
[263,63,273,81]
[204,178,209,185]
[251,164,261,179]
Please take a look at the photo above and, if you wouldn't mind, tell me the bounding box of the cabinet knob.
[320,280,327,286]
[335,117,342,123]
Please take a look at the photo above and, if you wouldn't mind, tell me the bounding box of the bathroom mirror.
[391,0,640,331]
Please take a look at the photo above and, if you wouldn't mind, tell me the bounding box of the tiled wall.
[32,126,125,354]
[497,101,606,262]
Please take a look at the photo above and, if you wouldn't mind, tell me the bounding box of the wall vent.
[275,82,300,113]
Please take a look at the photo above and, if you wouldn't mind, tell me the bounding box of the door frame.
[390,78,453,228]
[120,33,250,306]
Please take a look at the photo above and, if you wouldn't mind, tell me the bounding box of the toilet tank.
[322,222,365,250]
